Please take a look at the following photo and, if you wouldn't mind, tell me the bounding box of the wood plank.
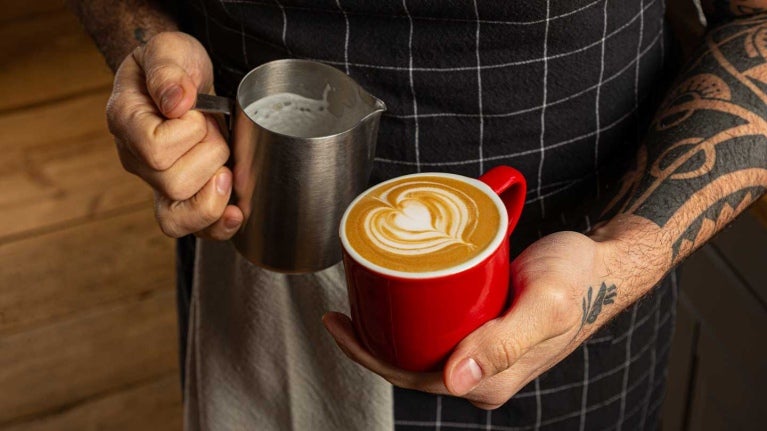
[0,91,153,241]
[0,132,153,241]
[0,289,178,424]
[0,0,65,23]
[0,209,174,336]
[0,90,110,151]
[0,10,112,112]
[1,374,182,431]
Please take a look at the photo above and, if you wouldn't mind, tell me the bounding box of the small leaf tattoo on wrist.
[134,27,148,45]
[581,282,617,328]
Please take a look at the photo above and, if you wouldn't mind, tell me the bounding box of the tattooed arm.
[592,3,767,298]
[323,2,767,409]
[67,0,179,71]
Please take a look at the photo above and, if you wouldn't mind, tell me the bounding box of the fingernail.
[216,171,231,195]
[453,358,482,394]
[224,216,240,230]
[160,85,183,113]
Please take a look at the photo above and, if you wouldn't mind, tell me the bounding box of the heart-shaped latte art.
[362,181,479,256]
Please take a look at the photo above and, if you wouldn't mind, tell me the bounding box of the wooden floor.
[0,3,181,430]
[1,4,767,431]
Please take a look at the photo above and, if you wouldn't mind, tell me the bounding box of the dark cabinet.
[662,212,767,430]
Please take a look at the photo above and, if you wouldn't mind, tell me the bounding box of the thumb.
[443,291,557,396]
[134,32,212,119]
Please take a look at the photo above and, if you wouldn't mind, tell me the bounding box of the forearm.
[592,13,767,301]
[66,0,179,71]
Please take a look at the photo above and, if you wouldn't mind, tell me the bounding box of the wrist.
[67,0,180,72]
[588,214,672,297]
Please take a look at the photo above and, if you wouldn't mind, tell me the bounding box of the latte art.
[344,175,501,272]
[364,183,478,256]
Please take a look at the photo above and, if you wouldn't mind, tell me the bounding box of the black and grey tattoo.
[603,12,767,263]
[581,282,617,329]
[709,0,767,21]
[672,185,765,257]
[134,27,148,45]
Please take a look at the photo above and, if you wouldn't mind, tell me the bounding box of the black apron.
[177,1,678,429]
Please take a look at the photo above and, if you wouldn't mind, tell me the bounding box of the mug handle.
[478,166,527,236]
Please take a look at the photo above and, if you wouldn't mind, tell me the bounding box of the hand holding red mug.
[325,231,621,409]
[324,166,627,409]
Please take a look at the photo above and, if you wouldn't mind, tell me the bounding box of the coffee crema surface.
[344,175,501,272]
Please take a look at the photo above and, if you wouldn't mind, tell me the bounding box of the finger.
[108,57,208,172]
[196,204,244,240]
[124,116,229,201]
[443,288,568,396]
[459,349,553,410]
[470,400,503,410]
[322,311,536,409]
[133,32,212,118]
[154,167,232,238]
[321,312,447,395]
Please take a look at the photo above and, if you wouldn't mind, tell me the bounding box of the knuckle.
[162,177,196,202]
[195,193,223,226]
[211,138,230,163]
[490,337,523,372]
[120,109,174,171]
[546,288,579,331]
[145,63,179,92]
[155,208,184,239]
[158,222,183,239]
[141,148,174,171]
[184,112,209,142]
[133,131,175,171]
[105,95,127,137]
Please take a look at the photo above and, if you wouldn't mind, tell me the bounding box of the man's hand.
[323,231,631,410]
[106,32,243,239]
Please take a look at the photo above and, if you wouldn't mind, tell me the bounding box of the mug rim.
[339,171,510,279]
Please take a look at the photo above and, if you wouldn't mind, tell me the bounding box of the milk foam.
[243,88,341,137]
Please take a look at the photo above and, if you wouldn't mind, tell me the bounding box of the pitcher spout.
[373,98,387,114]
[358,96,386,129]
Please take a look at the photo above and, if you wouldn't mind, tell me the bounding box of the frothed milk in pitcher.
[243,86,370,138]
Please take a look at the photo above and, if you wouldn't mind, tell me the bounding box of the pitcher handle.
[194,93,234,116]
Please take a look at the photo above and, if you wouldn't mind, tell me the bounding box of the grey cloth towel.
[184,238,393,431]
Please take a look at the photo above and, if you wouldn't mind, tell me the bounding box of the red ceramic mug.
[339,166,526,371]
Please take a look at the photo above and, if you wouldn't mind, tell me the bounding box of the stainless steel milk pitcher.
[195,59,386,273]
